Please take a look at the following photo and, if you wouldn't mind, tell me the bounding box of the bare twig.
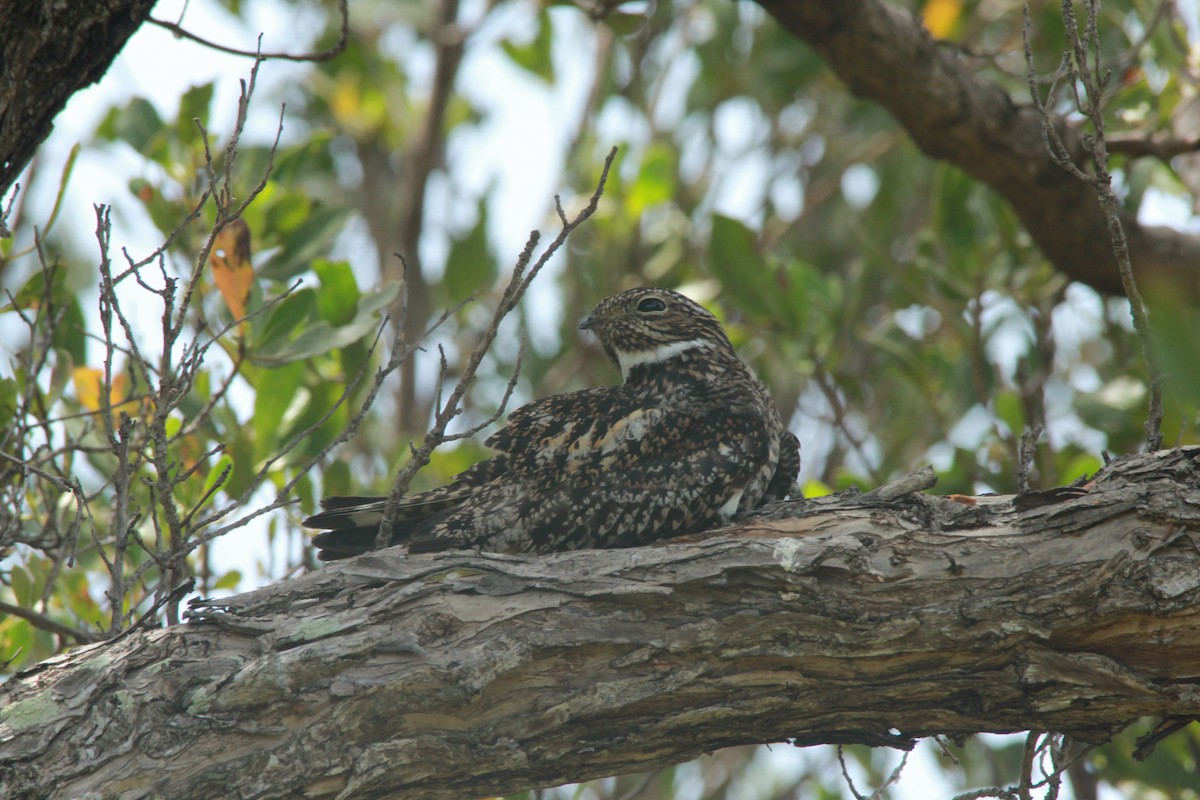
[1022,2,1165,452]
[836,744,910,800]
[0,600,99,644]
[1106,133,1200,161]
[1017,731,1039,800]
[950,789,1019,800]
[1016,424,1043,492]
[1132,717,1193,760]
[149,0,349,63]
[0,180,18,238]
[374,146,619,547]
[0,450,77,494]
[182,300,462,555]
[835,746,870,800]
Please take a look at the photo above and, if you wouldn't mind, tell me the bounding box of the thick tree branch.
[753,0,1200,300]
[2,447,1199,799]
[0,0,157,207]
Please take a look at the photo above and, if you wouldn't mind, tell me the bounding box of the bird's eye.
[636,297,666,313]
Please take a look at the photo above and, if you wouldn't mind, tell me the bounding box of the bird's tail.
[304,491,463,560]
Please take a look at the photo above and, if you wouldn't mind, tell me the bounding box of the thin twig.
[836,745,870,800]
[950,789,1018,800]
[180,301,461,556]
[1107,133,1200,161]
[1017,731,1039,800]
[1016,424,1043,492]
[0,600,99,643]
[0,449,77,493]
[1022,1,1165,451]
[148,0,349,63]
[374,147,618,548]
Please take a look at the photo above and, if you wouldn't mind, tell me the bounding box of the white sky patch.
[841,163,881,209]
[1140,186,1200,232]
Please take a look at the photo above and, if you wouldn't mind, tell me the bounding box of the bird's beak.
[579,315,596,331]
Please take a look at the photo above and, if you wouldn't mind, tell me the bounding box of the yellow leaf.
[110,373,132,414]
[72,368,143,421]
[209,218,254,323]
[922,0,962,38]
[72,367,103,411]
[802,479,834,498]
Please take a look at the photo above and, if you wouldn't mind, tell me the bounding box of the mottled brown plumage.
[305,288,799,559]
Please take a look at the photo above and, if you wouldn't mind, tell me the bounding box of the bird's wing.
[305,389,639,558]
[484,387,641,459]
[410,403,771,554]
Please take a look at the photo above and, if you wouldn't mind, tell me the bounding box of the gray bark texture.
[753,0,1200,300]
[2,447,1199,800]
[0,0,157,206]
[3,0,1199,302]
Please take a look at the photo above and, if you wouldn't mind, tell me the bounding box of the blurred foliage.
[2,0,1199,798]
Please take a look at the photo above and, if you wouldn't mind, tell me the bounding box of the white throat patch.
[616,338,711,380]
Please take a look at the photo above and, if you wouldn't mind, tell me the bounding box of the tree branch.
[0,0,157,203]
[752,0,1200,300]
[2,447,1199,799]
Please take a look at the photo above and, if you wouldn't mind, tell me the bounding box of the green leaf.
[313,259,361,326]
[708,215,782,321]
[34,143,80,244]
[500,10,555,83]
[10,566,33,607]
[202,455,234,504]
[213,570,243,591]
[95,97,168,163]
[0,377,17,429]
[628,143,676,214]
[1148,286,1200,408]
[600,10,646,36]
[252,289,317,355]
[322,459,352,499]
[175,83,215,144]
[1059,451,1102,484]
[258,205,353,281]
[51,296,87,365]
[251,284,399,365]
[2,264,66,313]
[251,362,305,453]
[444,201,495,299]
[992,390,1023,438]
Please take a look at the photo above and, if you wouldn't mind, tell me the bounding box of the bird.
[305,287,800,560]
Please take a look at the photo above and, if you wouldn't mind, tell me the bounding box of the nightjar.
[305,287,800,559]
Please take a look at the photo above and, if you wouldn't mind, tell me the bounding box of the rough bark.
[3,0,1198,300]
[2,447,1199,800]
[753,0,1200,300]
[0,0,157,206]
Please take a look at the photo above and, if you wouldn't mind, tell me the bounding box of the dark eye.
[636,297,666,313]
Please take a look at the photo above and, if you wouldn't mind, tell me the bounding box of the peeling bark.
[2,447,1199,799]
[753,0,1200,299]
[0,0,157,205]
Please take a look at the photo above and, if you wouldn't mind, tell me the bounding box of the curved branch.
[147,0,349,63]
[2,447,1199,799]
[753,0,1200,299]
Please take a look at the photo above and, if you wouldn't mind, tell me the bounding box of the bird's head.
[579,288,734,380]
